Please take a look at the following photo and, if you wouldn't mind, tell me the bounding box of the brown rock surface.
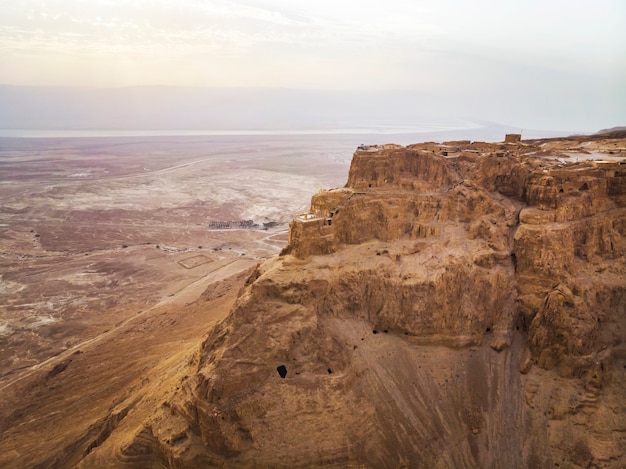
[4,135,626,468]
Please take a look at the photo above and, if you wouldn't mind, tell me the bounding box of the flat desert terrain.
[0,135,356,387]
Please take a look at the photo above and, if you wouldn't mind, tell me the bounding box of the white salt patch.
[30,315,57,327]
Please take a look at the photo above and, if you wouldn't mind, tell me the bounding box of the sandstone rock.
[489,336,511,352]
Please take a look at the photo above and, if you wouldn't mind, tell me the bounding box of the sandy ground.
[0,135,352,384]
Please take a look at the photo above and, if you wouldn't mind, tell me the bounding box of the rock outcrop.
[83,137,626,468]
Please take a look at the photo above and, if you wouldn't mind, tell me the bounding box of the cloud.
[0,0,624,99]
[0,0,444,57]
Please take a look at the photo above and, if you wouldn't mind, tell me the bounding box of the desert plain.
[0,135,356,385]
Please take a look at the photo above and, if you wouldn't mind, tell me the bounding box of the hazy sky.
[1,1,625,130]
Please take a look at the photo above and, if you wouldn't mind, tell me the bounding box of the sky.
[1,0,625,130]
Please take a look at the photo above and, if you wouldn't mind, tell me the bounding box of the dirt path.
[254,229,289,251]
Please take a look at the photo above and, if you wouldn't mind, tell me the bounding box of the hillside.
[1,134,625,468]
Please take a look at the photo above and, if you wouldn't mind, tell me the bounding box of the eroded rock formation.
[82,136,626,468]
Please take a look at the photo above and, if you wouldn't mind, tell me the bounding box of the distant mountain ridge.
[594,126,626,138]
[0,85,460,132]
[0,85,616,137]
[596,126,626,134]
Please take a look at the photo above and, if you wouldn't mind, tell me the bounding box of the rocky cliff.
[82,136,626,468]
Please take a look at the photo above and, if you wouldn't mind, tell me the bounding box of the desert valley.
[0,130,625,468]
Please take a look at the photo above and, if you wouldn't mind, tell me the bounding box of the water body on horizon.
[0,120,569,142]
[0,117,479,138]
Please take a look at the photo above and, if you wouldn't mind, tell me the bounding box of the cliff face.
[84,138,626,468]
[284,143,625,369]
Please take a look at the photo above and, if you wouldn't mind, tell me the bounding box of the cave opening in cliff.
[277,365,287,378]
